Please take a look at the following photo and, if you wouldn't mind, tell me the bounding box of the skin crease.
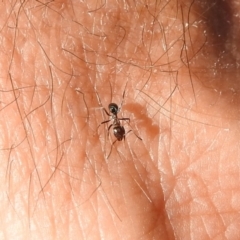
[0,0,240,239]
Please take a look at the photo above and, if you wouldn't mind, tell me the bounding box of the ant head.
[108,103,118,115]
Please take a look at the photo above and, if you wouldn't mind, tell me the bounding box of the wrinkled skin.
[1,0,240,239]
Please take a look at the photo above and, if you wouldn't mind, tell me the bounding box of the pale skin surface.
[1,0,240,239]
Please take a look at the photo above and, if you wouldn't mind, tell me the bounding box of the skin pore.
[1,0,240,239]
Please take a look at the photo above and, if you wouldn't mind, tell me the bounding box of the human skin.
[1,0,240,239]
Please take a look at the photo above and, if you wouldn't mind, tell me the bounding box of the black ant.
[97,85,142,158]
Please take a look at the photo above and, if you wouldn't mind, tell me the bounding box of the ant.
[97,84,142,158]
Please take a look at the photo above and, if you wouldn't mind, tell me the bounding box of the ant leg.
[97,119,111,131]
[119,117,130,123]
[125,129,142,141]
[107,124,113,131]
[102,119,111,125]
[107,139,118,159]
[125,130,132,138]
[132,131,142,140]
[107,124,113,137]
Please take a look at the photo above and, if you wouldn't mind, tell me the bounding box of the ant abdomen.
[113,126,125,141]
